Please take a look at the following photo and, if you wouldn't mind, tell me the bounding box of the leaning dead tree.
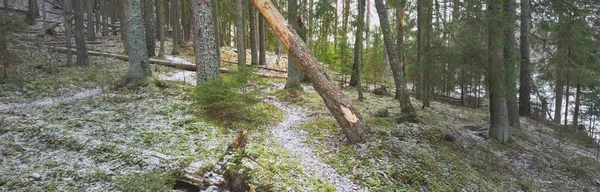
[250,0,365,143]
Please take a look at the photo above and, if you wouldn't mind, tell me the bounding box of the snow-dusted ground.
[266,96,364,192]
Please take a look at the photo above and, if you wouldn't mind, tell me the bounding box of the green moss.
[114,170,177,191]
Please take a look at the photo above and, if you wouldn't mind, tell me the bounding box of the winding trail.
[0,88,103,111]
[154,55,363,190]
[265,97,364,191]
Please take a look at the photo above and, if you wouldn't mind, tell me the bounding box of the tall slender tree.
[236,0,245,65]
[143,0,156,57]
[353,0,365,101]
[285,0,307,89]
[64,0,73,67]
[25,0,38,25]
[86,0,96,41]
[73,0,89,66]
[487,0,510,143]
[171,0,180,55]
[504,0,520,128]
[374,0,416,119]
[157,0,165,58]
[193,0,220,85]
[125,0,151,80]
[259,16,266,66]
[519,0,531,116]
[249,3,259,65]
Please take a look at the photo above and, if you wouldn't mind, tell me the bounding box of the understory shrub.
[190,67,280,129]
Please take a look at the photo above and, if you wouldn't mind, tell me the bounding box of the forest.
[1,0,600,191]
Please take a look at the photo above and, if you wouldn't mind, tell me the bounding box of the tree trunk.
[64,0,73,67]
[416,0,424,100]
[25,0,38,25]
[101,0,108,37]
[181,0,191,42]
[487,0,510,143]
[157,0,165,58]
[73,0,89,66]
[375,0,416,119]
[193,0,220,85]
[573,81,581,126]
[564,67,570,126]
[211,0,221,59]
[504,0,520,128]
[353,0,365,101]
[86,0,96,41]
[250,0,365,144]
[519,0,531,116]
[236,0,245,65]
[249,2,258,65]
[396,0,406,76]
[41,0,46,30]
[121,0,130,53]
[1,23,8,79]
[171,0,180,55]
[285,0,307,89]
[259,16,266,66]
[341,0,350,87]
[125,0,152,80]
[422,0,433,108]
[554,64,564,124]
[143,0,156,57]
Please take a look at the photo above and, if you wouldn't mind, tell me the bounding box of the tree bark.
[211,0,221,60]
[64,0,73,66]
[181,0,191,42]
[236,0,245,65]
[157,0,165,58]
[374,0,417,119]
[121,0,130,53]
[125,0,152,80]
[101,0,108,37]
[143,0,156,57]
[564,67,570,126]
[170,0,180,55]
[249,2,259,65]
[0,32,7,79]
[250,0,365,144]
[573,81,581,126]
[519,0,531,117]
[193,0,220,85]
[285,0,307,89]
[73,0,89,66]
[353,0,365,101]
[416,0,424,100]
[259,16,266,66]
[25,0,38,25]
[504,0,520,129]
[86,0,96,41]
[554,63,564,124]
[487,0,510,143]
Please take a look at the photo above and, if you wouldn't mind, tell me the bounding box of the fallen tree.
[250,0,365,143]
[50,47,287,79]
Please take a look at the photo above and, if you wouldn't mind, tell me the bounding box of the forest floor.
[2,30,600,192]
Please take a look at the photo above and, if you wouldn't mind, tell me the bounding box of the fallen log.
[50,47,287,79]
[251,0,365,143]
[44,41,104,45]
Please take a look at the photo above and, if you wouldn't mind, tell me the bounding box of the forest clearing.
[1,0,600,191]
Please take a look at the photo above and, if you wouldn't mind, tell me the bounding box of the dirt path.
[265,96,364,191]
[0,88,103,111]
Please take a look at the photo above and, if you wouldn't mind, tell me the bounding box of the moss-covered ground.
[2,33,600,191]
[0,36,331,191]
[281,84,600,191]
